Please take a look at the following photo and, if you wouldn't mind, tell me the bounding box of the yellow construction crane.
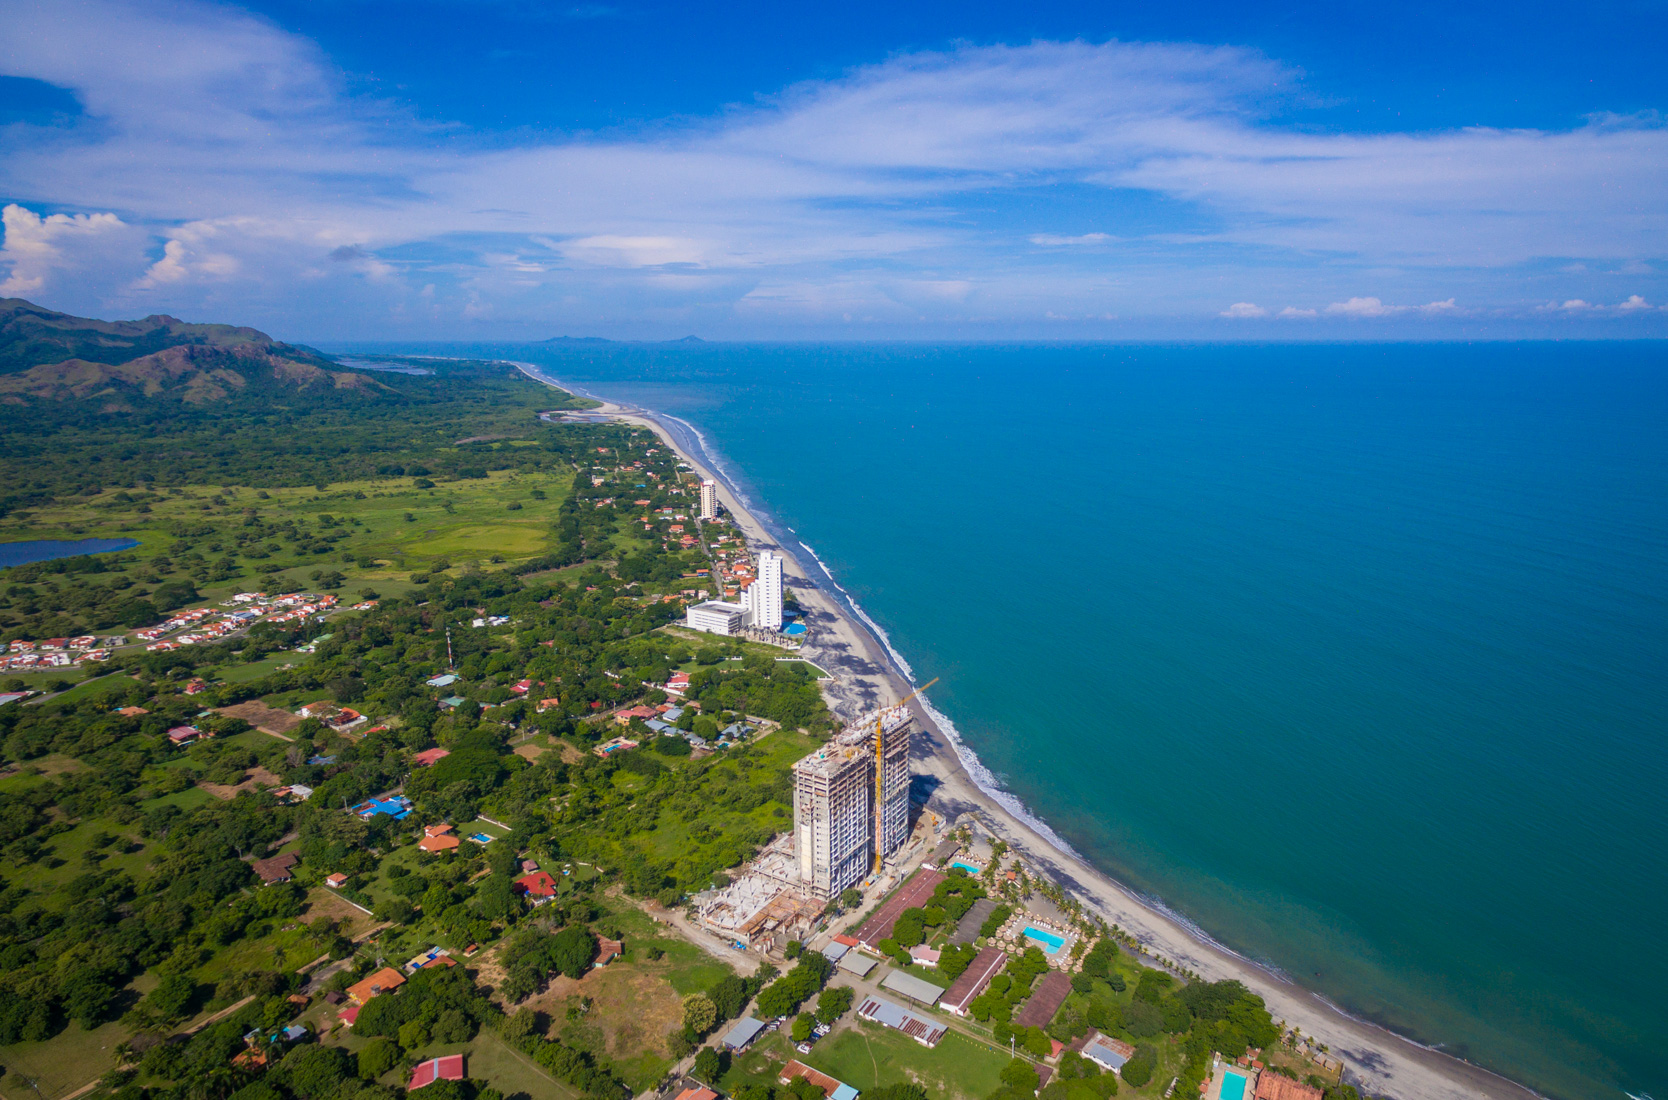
[875,677,939,873]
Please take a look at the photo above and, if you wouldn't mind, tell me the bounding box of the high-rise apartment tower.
[791,707,913,899]
[699,479,718,520]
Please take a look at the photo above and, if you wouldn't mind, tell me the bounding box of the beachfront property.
[687,599,748,635]
[744,549,784,630]
[699,478,718,520]
[791,703,914,898]
[686,548,785,635]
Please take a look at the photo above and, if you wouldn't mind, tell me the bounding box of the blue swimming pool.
[783,623,807,636]
[951,860,981,874]
[1023,925,1066,953]
[1221,1070,1248,1100]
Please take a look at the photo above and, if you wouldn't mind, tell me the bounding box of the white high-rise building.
[699,479,718,520]
[751,549,784,630]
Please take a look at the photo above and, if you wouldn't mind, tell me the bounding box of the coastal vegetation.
[0,302,1338,1100]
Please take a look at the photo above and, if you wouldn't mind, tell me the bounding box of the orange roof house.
[419,823,460,853]
[346,967,406,1005]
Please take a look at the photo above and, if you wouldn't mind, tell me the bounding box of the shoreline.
[511,361,1542,1100]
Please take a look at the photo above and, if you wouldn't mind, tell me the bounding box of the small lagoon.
[0,538,139,569]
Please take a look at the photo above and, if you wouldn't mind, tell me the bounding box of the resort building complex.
[792,705,914,898]
[686,549,785,635]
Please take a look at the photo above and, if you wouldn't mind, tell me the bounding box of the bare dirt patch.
[200,765,283,801]
[302,887,374,936]
[528,965,683,1061]
[218,701,302,736]
[555,741,587,765]
[513,741,549,762]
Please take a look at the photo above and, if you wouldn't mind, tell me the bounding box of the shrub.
[1120,1045,1158,1089]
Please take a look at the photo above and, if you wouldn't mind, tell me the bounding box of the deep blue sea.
[349,341,1668,1100]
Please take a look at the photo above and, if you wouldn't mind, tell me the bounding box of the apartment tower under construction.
[792,706,913,899]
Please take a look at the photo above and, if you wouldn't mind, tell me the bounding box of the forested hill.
[0,297,369,411]
[0,297,333,375]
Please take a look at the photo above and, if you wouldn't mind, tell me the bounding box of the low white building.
[687,601,747,635]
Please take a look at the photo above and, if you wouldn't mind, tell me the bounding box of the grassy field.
[0,1016,130,1100]
[803,1021,1013,1100]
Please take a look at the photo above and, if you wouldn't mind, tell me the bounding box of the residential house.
[513,870,559,904]
[346,967,406,1006]
[251,851,299,885]
[419,824,460,853]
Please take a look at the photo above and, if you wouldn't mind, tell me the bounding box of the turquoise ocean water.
[351,341,1667,1100]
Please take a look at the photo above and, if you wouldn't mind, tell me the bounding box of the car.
[796,1042,813,1054]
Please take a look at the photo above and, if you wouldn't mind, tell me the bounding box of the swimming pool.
[783,623,807,636]
[1022,925,1066,953]
[951,860,981,874]
[1221,1070,1248,1100]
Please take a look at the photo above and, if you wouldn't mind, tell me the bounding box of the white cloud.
[1278,306,1317,318]
[0,203,128,295]
[1560,299,1594,310]
[1029,233,1113,246]
[560,236,710,268]
[1325,296,1399,317]
[0,0,1664,330]
[1616,294,1653,311]
[1220,302,1267,318]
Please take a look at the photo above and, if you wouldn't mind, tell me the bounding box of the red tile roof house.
[325,873,349,889]
[513,870,559,904]
[412,747,451,767]
[408,1054,465,1091]
[167,725,205,746]
[511,679,534,695]
[595,937,623,967]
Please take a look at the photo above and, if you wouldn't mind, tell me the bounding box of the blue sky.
[1,0,1666,340]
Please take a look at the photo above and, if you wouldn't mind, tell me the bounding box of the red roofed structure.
[513,870,559,901]
[407,1054,465,1091]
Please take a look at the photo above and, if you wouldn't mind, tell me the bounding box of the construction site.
[695,695,926,948]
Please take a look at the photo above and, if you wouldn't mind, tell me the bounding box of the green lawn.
[0,1016,130,1100]
[140,787,216,813]
[5,816,156,900]
[805,1020,1013,1100]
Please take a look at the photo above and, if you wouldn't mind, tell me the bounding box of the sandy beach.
[516,364,1542,1100]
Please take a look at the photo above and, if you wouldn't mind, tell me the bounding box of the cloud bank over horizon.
[0,0,1665,339]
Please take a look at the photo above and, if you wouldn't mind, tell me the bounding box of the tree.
[709,975,748,1021]
[1024,1027,1052,1058]
[397,1019,430,1050]
[693,1047,724,1083]
[839,888,863,909]
[1000,1058,1040,1092]
[683,993,718,1035]
[145,972,198,1019]
[791,1014,814,1042]
[1120,1046,1158,1088]
[550,926,598,978]
[814,985,854,1024]
[357,1038,401,1080]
